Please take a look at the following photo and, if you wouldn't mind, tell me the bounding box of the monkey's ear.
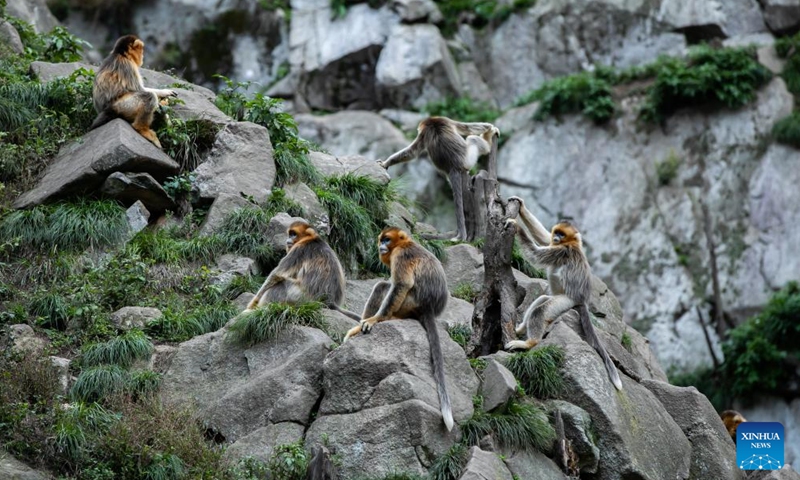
[133,39,144,49]
[305,227,316,237]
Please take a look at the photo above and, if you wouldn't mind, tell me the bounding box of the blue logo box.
[737,422,784,471]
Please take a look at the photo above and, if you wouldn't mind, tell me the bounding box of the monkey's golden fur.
[90,35,177,148]
[720,410,746,441]
[343,227,454,430]
[507,197,623,390]
[380,117,499,241]
[245,220,359,320]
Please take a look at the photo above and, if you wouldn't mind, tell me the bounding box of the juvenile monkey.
[343,227,454,430]
[380,117,499,241]
[90,34,177,148]
[246,220,361,321]
[720,410,746,441]
[506,197,623,391]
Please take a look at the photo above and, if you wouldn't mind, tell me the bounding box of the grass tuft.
[772,111,800,149]
[503,345,565,399]
[428,442,470,480]
[226,302,327,347]
[447,324,472,350]
[70,365,131,403]
[80,329,154,368]
[127,370,162,399]
[461,399,556,452]
[452,282,478,303]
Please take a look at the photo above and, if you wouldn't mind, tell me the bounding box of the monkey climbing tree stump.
[467,137,520,357]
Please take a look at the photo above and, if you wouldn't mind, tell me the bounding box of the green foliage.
[447,324,472,350]
[54,402,119,465]
[156,113,221,172]
[214,76,320,185]
[461,399,555,452]
[127,370,162,399]
[146,302,237,342]
[415,235,447,262]
[775,32,800,96]
[428,442,469,480]
[266,441,309,480]
[452,282,478,303]
[80,330,154,368]
[28,290,70,330]
[424,96,501,123]
[4,18,90,63]
[215,205,280,268]
[518,71,616,124]
[226,302,327,347]
[772,111,800,148]
[621,331,632,351]
[656,150,681,186]
[511,240,546,279]
[70,365,131,403]
[0,200,128,256]
[503,345,565,399]
[128,228,223,264]
[434,0,536,37]
[162,172,196,199]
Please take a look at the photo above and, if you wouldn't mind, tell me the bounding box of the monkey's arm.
[381,137,424,169]
[359,279,413,333]
[507,219,567,268]
[508,196,551,246]
[145,87,178,98]
[245,272,287,310]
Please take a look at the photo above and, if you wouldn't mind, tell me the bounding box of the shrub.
[156,114,221,172]
[772,111,800,148]
[775,32,800,96]
[656,150,681,186]
[80,330,154,368]
[460,399,555,452]
[266,441,309,480]
[518,72,616,124]
[503,345,565,399]
[226,302,327,347]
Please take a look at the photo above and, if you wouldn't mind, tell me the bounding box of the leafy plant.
[775,32,800,96]
[518,72,616,124]
[156,112,220,172]
[80,329,154,368]
[772,111,800,148]
[266,441,309,480]
[656,150,681,186]
[460,399,555,452]
[226,302,327,347]
[70,365,131,403]
[447,324,472,349]
[503,345,565,399]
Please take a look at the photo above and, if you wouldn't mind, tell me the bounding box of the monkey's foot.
[343,325,362,342]
[504,218,518,231]
[360,317,379,334]
[507,196,524,206]
[505,338,538,351]
[515,323,526,335]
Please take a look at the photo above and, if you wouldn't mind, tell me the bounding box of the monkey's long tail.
[578,304,623,390]
[421,313,454,431]
[330,304,362,322]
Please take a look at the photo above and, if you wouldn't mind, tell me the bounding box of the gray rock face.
[642,380,744,480]
[504,449,568,480]
[50,356,71,396]
[541,322,691,480]
[480,359,516,412]
[194,122,276,203]
[390,0,442,23]
[7,324,47,357]
[14,119,179,209]
[283,182,326,225]
[376,24,460,109]
[547,400,600,473]
[297,111,409,161]
[223,422,305,464]
[126,201,151,237]
[458,447,513,480]
[500,78,794,373]
[110,306,163,330]
[0,20,24,54]
[307,151,390,184]
[443,244,484,293]
[306,320,479,478]
[760,0,800,33]
[198,193,251,236]
[0,450,51,480]
[5,0,58,33]
[101,172,176,212]
[161,325,332,443]
[657,0,767,37]
[216,254,259,277]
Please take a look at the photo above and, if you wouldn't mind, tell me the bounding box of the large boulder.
[307,151,390,184]
[110,306,163,330]
[5,0,58,33]
[198,193,251,236]
[100,171,176,213]
[0,20,24,54]
[504,449,568,480]
[657,0,766,38]
[161,325,332,444]
[759,0,800,33]
[541,322,692,480]
[0,450,51,480]
[14,119,179,209]
[642,379,744,480]
[194,122,276,203]
[296,111,408,161]
[305,320,479,478]
[458,446,514,480]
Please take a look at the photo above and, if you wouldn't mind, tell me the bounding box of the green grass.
[511,240,546,279]
[27,290,70,330]
[215,205,281,269]
[447,324,472,350]
[128,370,162,399]
[517,71,616,124]
[424,96,501,123]
[772,111,800,148]
[80,329,154,368]
[54,402,119,463]
[70,364,131,403]
[156,113,221,173]
[434,0,536,37]
[656,150,681,186]
[128,229,223,264]
[145,302,238,343]
[452,282,478,303]
[460,399,555,452]
[502,345,565,399]
[226,302,327,347]
[621,331,632,351]
[428,442,470,480]
[775,32,800,96]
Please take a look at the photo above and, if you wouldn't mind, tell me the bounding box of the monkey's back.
[285,238,346,306]
[93,54,143,113]
[420,117,466,173]
[400,243,448,317]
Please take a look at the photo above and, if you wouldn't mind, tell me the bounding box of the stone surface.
[283,182,327,225]
[541,322,692,480]
[5,0,58,33]
[194,122,276,203]
[643,379,744,480]
[378,108,427,131]
[547,400,600,474]
[760,0,800,33]
[216,254,259,277]
[265,213,306,253]
[443,244,484,293]
[297,111,409,161]
[126,201,151,236]
[657,0,766,37]
[50,356,71,396]
[0,450,51,480]
[223,422,305,464]
[307,151,390,184]
[0,20,24,54]
[198,193,252,236]
[101,171,176,212]
[390,0,442,23]
[161,325,332,443]
[14,119,179,209]
[458,446,513,480]
[7,324,47,357]
[439,296,473,328]
[110,306,163,330]
[504,449,568,480]
[480,359,516,412]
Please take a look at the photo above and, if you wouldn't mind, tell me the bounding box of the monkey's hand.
[504,218,518,232]
[163,89,178,98]
[377,159,390,170]
[360,316,380,334]
[343,324,362,342]
[507,196,524,208]
[491,125,500,138]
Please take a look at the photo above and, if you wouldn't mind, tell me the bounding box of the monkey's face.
[551,222,580,247]
[286,221,314,252]
[378,227,408,264]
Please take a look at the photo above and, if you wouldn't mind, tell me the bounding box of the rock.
[480,359,516,412]
[13,119,179,209]
[494,103,539,139]
[223,422,305,464]
[151,345,178,374]
[342,278,380,313]
[0,449,51,480]
[760,0,800,33]
[233,292,253,312]
[642,379,744,480]
[110,306,163,330]
[504,449,568,480]
[0,20,24,54]
[378,108,427,131]
[5,0,58,33]
[321,309,358,340]
[386,201,415,230]
[126,201,151,237]
[101,172,176,213]
[216,254,259,277]
[283,182,326,225]
[307,151,390,184]
[443,244,484,293]
[266,213,306,252]
[194,122,276,203]
[748,466,800,480]
[306,320,479,478]
[657,0,766,38]
[7,324,47,357]
[161,325,332,443]
[541,322,691,480]
[198,193,252,236]
[546,400,600,473]
[439,296,473,328]
[296,111,409,161]
[50,356,71,396]
[390,0,442,23]
[375,24,460,109]
[458,446,513,480]
[457,61,497,107]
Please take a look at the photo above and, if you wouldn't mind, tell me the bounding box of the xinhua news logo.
[737,422,784,471]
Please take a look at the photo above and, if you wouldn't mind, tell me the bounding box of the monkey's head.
[286,220,317,252]
[551,221,581,248]
[112,35,145,66]
[720,410,746,440]
[378,227,411,265]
